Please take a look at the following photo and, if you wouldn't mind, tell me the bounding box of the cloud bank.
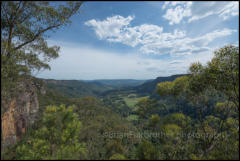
[38,40,217,80]
[85,15,236,56]
[162,1,239,24]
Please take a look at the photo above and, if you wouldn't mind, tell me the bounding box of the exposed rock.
[1,99,17,146]
[1,78,44,147]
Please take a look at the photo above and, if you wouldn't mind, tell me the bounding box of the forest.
[1,1,239,160]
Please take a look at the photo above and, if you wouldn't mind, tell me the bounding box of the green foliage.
[38,88,71,107]
[68,96,140,160]
[172,76,189,96]
[155,45,239,160]
[164,113,192,130]
[190,45,239,108]
[1,1,82,109]
[105,140,125,158]
[162,124,182,138]
[135,98,158,119]
[148,114,160,128]
[136,74,185,95]
[109,153,127,160]
[157,81,174,97]
[15,105,87,160]
[136,140,159,160]
[157,75,190,98]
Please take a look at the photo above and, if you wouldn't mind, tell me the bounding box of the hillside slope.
[40,75,186,99]
[43,79,111,98]
[86,79,148,88]
[134,74,187,95]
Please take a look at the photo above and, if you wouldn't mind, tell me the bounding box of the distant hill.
[40,75,187,98]
[43,79,112,98]
[84,79,149,88]
[41,79,149,98]
[101,74,187,97]
[134,74,188,96]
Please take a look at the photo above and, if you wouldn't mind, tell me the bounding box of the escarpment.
[1,78,45,147]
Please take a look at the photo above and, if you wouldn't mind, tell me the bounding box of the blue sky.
[37,1,239,80]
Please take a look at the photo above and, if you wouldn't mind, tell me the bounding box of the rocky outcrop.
[1,78,45,147]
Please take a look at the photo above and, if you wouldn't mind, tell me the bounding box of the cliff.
[1,78,45,147]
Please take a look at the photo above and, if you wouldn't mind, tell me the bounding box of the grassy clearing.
[123,95,149,108]
[126,114,139,121]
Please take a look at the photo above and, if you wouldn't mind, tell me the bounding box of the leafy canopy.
[15,105,87,160]
[1,1,82,103]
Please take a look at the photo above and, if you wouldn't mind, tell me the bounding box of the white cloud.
[189,1,239,23]
[182,28,237,47]
[171,1,182,7]
[162,1,192,25]
[85,15,236,56]
[188,11,214,22]
[85,15,134,40]
[162,2,239,24]
[85,16,164,47]
[218,1,239,20]
[162,1,169,10]
[162,1,191,8]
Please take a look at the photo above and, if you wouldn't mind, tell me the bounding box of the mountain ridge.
[38,74,187,98]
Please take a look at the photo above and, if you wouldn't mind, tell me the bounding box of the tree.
[148,114,160,128]
[157,81,174,97]
[156,45,239,159]
[105,140,125,159]
[15,105,87,160]
[135,98,158,120]
[136,140,159,160]
[109,153,127,160]
[205,45,239,109]
[1,1,82,105]
[187,45,239,109]
[70,96,140,160]
[164,113,192,131]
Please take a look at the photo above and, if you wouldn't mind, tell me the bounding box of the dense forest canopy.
[1,1,239,160]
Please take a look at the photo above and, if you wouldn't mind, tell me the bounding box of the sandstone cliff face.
[1,79,44,147]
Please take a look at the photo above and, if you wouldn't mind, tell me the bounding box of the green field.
[126,114,139,121]
[123,94,149,109]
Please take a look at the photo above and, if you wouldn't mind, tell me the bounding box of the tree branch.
[13,24,61,51]
[6,1,26,58]
[1,3,11,25]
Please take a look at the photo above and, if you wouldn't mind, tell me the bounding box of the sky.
[37,1,239,80]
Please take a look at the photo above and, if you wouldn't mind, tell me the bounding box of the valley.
[41,74,185,113]
[1,1,238,160]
